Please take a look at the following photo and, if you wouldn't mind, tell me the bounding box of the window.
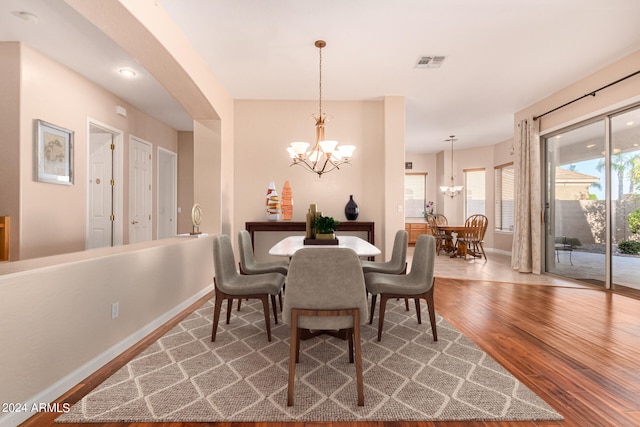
[464,169,485,217]
[405,173,427,218]
[494,163,514,231]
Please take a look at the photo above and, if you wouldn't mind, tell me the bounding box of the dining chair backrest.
[427,215,445,238]
[237,229,256,272]
[283,248,368,331]
[212,234,241,292]
[406,234,436,292]
[388,229,408,270]
[435,214,448,226]
[464,214,488,242]
[238,229,289,275]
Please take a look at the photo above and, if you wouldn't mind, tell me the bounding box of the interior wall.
[233,99,386,259]
[16,44,178,260]
[517,50,640,134]
[0,236,214,427]
[0,42,21,261]
[177,131,194,234]
[406,137,515,254]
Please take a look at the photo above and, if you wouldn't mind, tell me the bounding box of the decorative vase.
[344,195,359,221]
[266,181,281,221]
[281,181,293,220]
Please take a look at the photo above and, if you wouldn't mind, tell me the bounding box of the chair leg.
[260,295,272,342]
[369,294,377,324]
[414,298,422,324]
[237,298,242,311]
[426,279,438,341]
[377,295,389,341]
[211,289,224,342]
[295,327,301,363]
[287,311,299,406]
[271,294,278,324]
[479,243,487,260]
[353,310,364,406]
[404,298,410,311]
[348,328,354,363]
[226,298,233,324]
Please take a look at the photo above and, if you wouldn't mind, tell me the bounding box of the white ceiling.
[2,0,640,154]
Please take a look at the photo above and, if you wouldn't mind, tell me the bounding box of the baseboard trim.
[1,283,214,427]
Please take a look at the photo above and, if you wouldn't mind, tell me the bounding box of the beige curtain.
[511,117,541,274]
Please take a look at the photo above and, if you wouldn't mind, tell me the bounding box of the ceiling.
[2,0,640,154]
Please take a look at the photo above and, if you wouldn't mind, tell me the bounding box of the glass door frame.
[542,101,640,290]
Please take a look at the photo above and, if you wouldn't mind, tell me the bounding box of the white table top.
[268,235,381,257]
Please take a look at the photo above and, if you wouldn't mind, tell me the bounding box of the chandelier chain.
[318,43,322,117]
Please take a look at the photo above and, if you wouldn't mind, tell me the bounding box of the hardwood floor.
[20,254,640,427]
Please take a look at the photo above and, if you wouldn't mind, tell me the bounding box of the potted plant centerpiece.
[314,215,339,240]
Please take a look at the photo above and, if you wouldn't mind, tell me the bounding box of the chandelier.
[287,40,355,178]
[440,135,464,197]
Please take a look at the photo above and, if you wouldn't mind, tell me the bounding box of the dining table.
[269,234,380,341]
[437,225,475,258]
[268,235,381,259]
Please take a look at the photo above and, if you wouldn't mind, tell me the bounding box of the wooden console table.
[245,221,375,255]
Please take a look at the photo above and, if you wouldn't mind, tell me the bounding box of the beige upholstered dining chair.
[237,229,288,311]
[238,230,289,275]
[365,234,438,342]
[360,229,408,275]
[211,234,285,342]
[457,214,489,260]
[283,247,368,406]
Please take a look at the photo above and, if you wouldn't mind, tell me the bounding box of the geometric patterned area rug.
[58,298,562,423]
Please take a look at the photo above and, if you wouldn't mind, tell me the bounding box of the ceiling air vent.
[415,55,446,69]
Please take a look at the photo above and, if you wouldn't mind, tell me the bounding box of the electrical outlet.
[397,204,403,213]
[111,302,119,319]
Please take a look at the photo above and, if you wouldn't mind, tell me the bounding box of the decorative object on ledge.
[34,119,74,185]
[281,180,293,220]
[286,40,355,178]
[190,203,202,235]
[345,195,359,220]
[440,135,464,198]
[266,181,281,220]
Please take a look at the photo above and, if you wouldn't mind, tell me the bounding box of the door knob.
[131,220,139,224]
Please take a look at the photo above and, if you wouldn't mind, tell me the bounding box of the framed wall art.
[34,119,74,185]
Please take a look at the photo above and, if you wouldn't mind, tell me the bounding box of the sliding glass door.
[545,121,606,285]
[611,109,640,290]
[544,104,640,291]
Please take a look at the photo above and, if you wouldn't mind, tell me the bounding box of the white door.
[87,126,114,249]
[129,137,152,243]
[157,148,177,239]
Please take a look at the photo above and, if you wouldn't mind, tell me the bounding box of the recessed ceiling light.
[627,121,635,126]
[12,11,39,24]
[586,144,595,148]
[119,68,136,78]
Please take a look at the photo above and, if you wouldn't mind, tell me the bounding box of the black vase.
[344,195,359,221]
